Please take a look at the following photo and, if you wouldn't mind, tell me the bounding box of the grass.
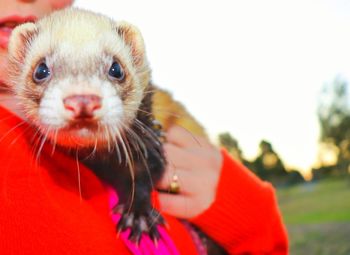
[277,177,350,224]
[276,177,350,254]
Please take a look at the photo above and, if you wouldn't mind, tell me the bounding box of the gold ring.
[169,173,180,194]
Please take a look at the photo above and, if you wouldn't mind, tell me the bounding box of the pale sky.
[75,0,350,176]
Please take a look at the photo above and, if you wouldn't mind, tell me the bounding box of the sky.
[75,0,350,176]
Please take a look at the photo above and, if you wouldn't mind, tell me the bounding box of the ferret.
[7,8,206,244]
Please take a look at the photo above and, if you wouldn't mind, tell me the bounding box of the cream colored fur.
[7,8,206,149]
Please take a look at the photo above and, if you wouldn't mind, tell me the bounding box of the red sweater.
[0,106,288,254]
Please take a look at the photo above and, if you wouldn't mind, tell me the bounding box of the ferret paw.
[113,204,165,244]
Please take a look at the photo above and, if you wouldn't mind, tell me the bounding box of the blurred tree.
[218,132,243,161]
[252,140,305,186]
[217,134,304,186]
[318,77,350,174]
[253,140,288,181]
[217,132,254,170]
[318,78,350,147]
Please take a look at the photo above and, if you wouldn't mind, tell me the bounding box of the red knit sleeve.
[190,149,288,254]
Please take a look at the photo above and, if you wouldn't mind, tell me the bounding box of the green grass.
[276,177,350,254]
[277,177,350,224]
[286,223,350,255]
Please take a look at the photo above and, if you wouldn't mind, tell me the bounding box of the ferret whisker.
[0,120,27,144]
[137,122,160,149]
[10,124,32,146]
[135,119,167,215]
[121,131,135,170]
[35,127,50,163]
[31,130,45,169]
[79,127,99,161]
[138,89,159,95]
[134,119,160,144]
[29,126,42,145]
[124,125,156,209]
[122,105,145,111]
[123,125,145,168]
[114,126,135,214]
[115,127,133,169]
[128,107,180,130]
[136,108,153,117]
[50,129,58,156]
[125,124,148,157]
[93,131,98,157]
[130,121,166,215]
[151,107,183,119]
[6,8,204,241]
[96,123,101,152]
[104,125,111,153]
[108,126,122,164]
[75,150,83,203]
[83,140,98,160]
[121,131,137,215]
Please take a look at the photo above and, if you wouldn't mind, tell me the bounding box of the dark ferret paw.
[113,204,165,244]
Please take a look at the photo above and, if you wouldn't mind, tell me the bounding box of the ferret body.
[7,8,206,243]
[8,8,164,243]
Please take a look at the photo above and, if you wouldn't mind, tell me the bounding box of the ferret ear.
[8,22,38,62]
[116,22,145,67]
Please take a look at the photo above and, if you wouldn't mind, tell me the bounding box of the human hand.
[157,126,223,219]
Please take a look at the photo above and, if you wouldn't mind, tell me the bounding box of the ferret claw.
[128,220,142,244]
[150,226,160,244]
[113,204,165,244]
[152,236,159,248]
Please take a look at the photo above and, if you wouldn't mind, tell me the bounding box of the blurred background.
[75,0,350,253]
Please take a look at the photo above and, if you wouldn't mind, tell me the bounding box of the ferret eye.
[33,62,51,83]
[108,61,125,81]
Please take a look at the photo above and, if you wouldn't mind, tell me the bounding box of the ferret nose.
[63,95,102,119]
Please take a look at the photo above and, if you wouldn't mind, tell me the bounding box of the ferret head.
[7,8,151,149]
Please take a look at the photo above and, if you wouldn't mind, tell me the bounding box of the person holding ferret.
[0,0,288,254]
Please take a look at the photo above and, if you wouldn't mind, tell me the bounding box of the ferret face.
[7,8,150,149]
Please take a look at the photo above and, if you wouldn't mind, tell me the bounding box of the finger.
[163,143,196,170]
[166,125,208,148]
[158,193,196,219]
[156,169,193,194]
